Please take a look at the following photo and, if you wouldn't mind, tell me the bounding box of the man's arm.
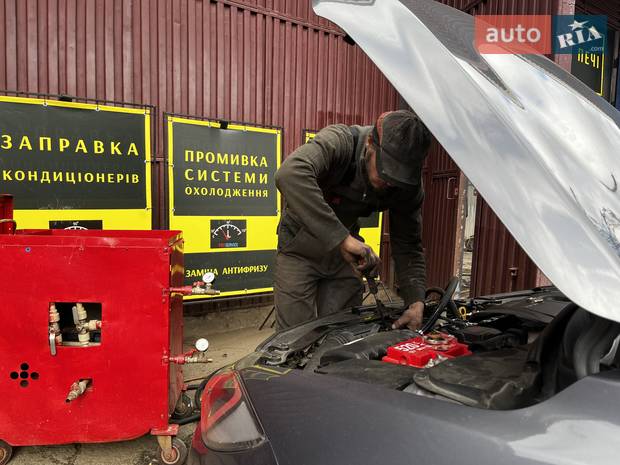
[275,124,353,252]
[389,190,427,330]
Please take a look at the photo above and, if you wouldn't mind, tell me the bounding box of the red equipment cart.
[0,194,209,464]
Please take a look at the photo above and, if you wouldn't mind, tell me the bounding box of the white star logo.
[569,19,588,31]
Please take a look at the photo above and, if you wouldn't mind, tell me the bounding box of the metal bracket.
[151,424,180,436]
[447,177,458,200]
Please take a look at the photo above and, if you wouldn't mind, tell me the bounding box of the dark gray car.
[188,1,620,464]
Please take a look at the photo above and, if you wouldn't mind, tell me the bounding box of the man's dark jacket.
[275,124,427,306]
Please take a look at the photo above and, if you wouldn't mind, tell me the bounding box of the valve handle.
[49,331,57,356]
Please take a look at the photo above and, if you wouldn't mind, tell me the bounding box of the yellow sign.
[302,129,383,257]
[0,96,152,230]
[575,49,605,96]
[304,130,317,144]
[167,116,281,299]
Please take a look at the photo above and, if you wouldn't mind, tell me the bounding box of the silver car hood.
[313,0,620,322]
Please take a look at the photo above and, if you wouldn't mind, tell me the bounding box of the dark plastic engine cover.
[413,347,540,410]
[316,359,419,390]
[319,330,415,366]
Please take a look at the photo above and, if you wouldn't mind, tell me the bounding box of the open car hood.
[313,0,620,323]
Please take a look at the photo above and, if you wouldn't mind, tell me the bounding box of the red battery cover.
[382,332,471,368]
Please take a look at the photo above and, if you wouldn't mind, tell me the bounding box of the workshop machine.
[0,194,217,464]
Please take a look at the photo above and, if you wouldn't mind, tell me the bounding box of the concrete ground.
[10,287,396,465]
[9,319,274,465]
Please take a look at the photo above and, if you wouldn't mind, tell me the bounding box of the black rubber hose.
[425,287,445,299]
[173,413,200,425]
[426,286,460,319]
[304,336,353,372]
[420,276,459,334]
[170,372,217,425]
[447,300,460,319]
[194,373,214,410]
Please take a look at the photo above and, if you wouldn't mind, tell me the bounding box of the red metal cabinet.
[0,229,184,446]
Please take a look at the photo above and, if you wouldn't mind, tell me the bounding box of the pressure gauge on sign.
[210,220,247,248]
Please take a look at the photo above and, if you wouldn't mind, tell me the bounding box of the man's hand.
[392,301,425,331]
[339,235,381,277]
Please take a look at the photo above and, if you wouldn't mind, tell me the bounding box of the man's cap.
[371,110,431,188]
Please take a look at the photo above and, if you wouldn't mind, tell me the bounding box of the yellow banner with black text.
[167,116,281,298]
[0,96,152,230]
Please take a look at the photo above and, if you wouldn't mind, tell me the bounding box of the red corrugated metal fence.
[0,0,399,169]
[421,141,460,289]
[469,197,540,296]
[0,0,401,311]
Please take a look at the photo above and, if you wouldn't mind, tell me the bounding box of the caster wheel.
[160,438,188,465]
[0,440,13,465]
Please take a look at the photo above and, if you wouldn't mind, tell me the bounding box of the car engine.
[257,286,620,410]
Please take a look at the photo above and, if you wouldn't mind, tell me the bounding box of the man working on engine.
[274,110,431,331]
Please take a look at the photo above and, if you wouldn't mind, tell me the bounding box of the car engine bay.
[257,285,620,410]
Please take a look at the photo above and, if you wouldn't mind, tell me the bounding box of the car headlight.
[200,370,266,451]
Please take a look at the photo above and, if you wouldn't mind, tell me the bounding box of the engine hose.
[173,413,201,425]
[587,322,620,375]
[426,286,461,318]
[425,287,445,299]
[426,287,460,319]
[194,373,214,410]
[304,338,349,372]
[420,276,459,334]
[447,301,460,319]
[170,372,216,425]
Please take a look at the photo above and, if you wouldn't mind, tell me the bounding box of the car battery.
[0,196,206,463]
[382,332,471,368]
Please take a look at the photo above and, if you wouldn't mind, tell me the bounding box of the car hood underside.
[312,0,620,322]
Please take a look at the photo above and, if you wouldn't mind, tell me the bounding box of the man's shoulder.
[309,124,356,160]
[313,124,372,155]
[315,123,353,140]
[315,123,372,137]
